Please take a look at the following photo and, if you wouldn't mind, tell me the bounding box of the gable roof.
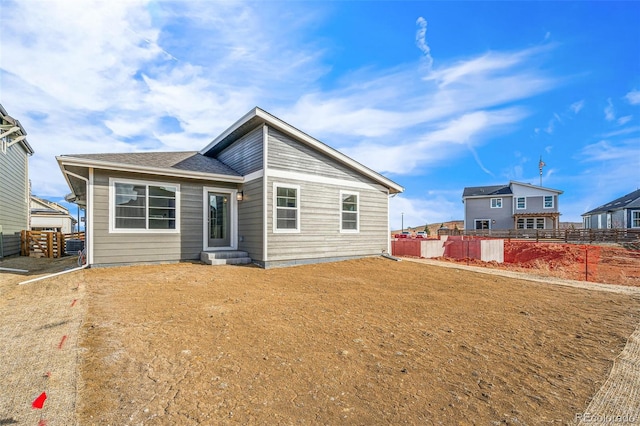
[200,107,404,194]
[582,189,640,216]
[462,181,563,198]
[57,151,243,182]
[0,103,34,155]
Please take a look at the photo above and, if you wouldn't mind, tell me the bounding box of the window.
[475,219,490,230]
[516,197,526,209]
[274,184,300,232]
[490,198,502,208]
[340,191,359,232]
[632,211,640,228]
[110,179,179,232]
[544,195,554,209]
[517,218,545,229]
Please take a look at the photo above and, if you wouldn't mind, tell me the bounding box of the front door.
[205,190,234,249]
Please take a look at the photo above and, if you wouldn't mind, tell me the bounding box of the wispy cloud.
[415,17,434,70]
[570,100,585,114]
[604,98,616,121]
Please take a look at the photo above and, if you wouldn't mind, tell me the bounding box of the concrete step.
[201,251,252,265]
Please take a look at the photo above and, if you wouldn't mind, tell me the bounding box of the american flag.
[539,157,546,173]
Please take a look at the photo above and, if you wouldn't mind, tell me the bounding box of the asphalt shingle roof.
[65,151,241,177]
[462,184,512,197]
[583,189,640,215]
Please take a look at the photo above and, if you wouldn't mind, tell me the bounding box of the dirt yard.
[2,256,640,425]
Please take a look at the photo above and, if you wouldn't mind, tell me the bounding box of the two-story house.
[462,181,563,231]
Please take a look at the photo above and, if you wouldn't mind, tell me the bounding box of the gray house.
[57,107,404,268]
[0,104,34,258]
[462,181,563,230]
[581,189,640,229]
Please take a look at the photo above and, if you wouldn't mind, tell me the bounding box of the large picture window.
[110,179,179,232]
[274,183,300,232]
[340,191,359,232]
[517,218,545,229]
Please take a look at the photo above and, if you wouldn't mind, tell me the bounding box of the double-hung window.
[111,178,179,232]
[516,197,526,209]
[490,198,502,208]
[274,184,300,232]
[544,195,554,209]
[632,211,640,228]
[340,191,359,233]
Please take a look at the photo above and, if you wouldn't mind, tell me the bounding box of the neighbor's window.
[516,197,526,209]
[490,198,502,208]
[274,184,300,232]
[632,211,640,228]
[111,179,179,232]
[475,219,490,230]
[340,191,359,232]
[544,195,554,209]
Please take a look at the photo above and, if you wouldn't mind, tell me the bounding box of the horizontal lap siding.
[91,170,236,265]
[238,177,264,261]
[217,126,263,175]
[0,145,29,256]
[266,128,389,263]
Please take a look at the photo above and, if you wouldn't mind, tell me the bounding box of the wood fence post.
[47,232,53,258]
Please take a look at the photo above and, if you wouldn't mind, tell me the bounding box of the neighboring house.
[462,181,563,231]
[581,189,640,229]
[0,104,34,258]
[57,107,404,268]
[30,195,77,234]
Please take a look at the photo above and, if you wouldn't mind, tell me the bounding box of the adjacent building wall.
[0,140,30,257]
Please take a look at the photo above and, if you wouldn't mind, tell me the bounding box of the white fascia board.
[200,107,404,194]
[56,156,244,183]
[509,180,564,194]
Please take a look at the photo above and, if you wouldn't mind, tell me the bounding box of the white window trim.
[340,190,360,233]
[1,137,7,154]
[273,182,300,233]
[543,195,554,209]
[109,177,180,234]
[516,197,526,210]
[490,198,502,209]
[632,210,640,228]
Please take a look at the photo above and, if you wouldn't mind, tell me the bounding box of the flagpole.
[538,156,545,186]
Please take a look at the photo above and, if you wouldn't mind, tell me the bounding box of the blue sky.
[1,0,639,230]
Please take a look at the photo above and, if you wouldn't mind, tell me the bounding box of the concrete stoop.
[201,250,252,266]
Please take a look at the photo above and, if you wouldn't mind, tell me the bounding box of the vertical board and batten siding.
[216,126,263,175]
[91,169,236,265]
[265,127,389,266]
[237,177,264,260]
[464,197,514,230]
[0,144,29,256]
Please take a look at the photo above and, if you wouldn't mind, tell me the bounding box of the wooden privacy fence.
[20,231,85,258]
[440,228,640,244]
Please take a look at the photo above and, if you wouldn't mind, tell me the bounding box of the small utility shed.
[0,104,34,258]
[57,107,404,268]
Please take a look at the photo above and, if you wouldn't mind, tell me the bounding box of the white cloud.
[604,98,616,121]
[389,191,463,230]
[415,17,434,70]
[570,100,585,114]
[625,89,640,105]
[617,115,633,126]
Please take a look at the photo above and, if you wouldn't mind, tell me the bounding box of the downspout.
[19,169,91,285]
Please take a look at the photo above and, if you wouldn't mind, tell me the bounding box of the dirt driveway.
[2,256,640,425]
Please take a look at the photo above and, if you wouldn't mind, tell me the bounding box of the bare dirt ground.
[436,241,640,287]
[2,255,640,425]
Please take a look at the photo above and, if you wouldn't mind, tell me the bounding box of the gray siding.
[237,177,264,261]
[217,126,263,175]
[464,197,513,230]
[267,128,377,186]
[0,143,29,257]
[513,195,558,214]
[264,129,390,265]
[91,169,236,265]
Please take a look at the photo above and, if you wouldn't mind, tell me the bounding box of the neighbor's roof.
[200,107,404,194]
[582,188,640,216]
[57,151,243,181]
[0,103,34,155]
[463,181,563,198]
[462,184,512,198]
